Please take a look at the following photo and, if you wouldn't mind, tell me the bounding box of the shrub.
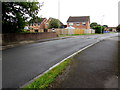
[93,26,104,34]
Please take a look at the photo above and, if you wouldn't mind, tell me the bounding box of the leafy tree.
[101,26,105,33]
[28,16,43,25]
[2,2,42,33]
[92,25,104,34]
[103,25,108,28]
[116,24,120,32]
[90,22,105,33]
[90,22,98,29]
[48,18,61,29]
[93,26,101,33]
[109,28,113,31]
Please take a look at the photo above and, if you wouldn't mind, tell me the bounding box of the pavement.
[2,33,118,88]
[49,36,119,88]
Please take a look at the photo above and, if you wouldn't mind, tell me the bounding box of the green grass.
[58,33,97,37]
[24,57,73,89]
[109,32,117,34]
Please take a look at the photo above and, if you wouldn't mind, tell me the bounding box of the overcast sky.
[38,0,119,27]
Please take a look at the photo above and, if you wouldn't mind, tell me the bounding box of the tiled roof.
[67,16,90,22]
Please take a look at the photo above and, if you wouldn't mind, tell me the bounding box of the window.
[46,23,48,26]
[76,23,80,26]
[35,29,38,32]
[34,23,36,26]
[82,22,86,25]
[38,23,40,26]
[69,23,73,26]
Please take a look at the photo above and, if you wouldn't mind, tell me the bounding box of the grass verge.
[23,57,73,89]
[59,33,97,37]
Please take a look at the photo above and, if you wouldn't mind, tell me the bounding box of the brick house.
[107,27,116,32]
[29,18,47,32]
[67,16,90,29]
[44,17,64,29]
[28,17,65,32]
[44,18,52,29]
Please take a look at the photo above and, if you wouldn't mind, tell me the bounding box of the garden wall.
[2,32,58,45]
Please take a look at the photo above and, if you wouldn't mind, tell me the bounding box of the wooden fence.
[47,29,95,35]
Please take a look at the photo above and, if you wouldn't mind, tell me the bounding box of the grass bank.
[58,32,117,37]
[58,33,97,37]
[24,57,73,89]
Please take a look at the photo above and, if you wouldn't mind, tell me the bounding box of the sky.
[37,0,120,27]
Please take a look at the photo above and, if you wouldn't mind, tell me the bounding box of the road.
[49,36,119,88]
[2,33,118,88]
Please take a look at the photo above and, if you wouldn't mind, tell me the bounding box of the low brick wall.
[2,32,58,45]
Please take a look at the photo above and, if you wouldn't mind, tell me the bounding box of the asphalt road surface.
[50,36,119,88]
[2,33,118,88]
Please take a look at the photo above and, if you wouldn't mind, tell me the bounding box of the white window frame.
[76,23,80,26]
[69,23,73,26]
[82,22,86,25]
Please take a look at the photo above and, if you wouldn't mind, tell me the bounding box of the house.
[62,25,67,28]
[27,17,64,32]
[44,17,64,29]
[67,16,90,29]
[107,27,117,32]
[29,18,47,32]
[44,18,52,29]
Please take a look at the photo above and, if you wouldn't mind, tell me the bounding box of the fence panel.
[61,29,68,34]
[54,29,95,35]
[74,29,84,34]
[91,30,95,33]
[68,29,74,34]
[48,29,52,32]
[55,29,62,34]
[84,29,92,34]
[39,29,44,32]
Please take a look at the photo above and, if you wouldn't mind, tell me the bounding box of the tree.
[103,25,108,28]
[101,26,105,33]
[2,2,43,33]
[29,16,43,23]
[90,22,105,34]
[28,16,43,25]
[90,22,98,29]
[109,28,113,31]
[48,18,61,29]
[92,25,102,34]
[116,24,120,32]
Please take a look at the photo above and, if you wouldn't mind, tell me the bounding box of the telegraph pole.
[118,1,120,25]
[58,0,60,20]
[101,15,104,25]
[58,0,60,28]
